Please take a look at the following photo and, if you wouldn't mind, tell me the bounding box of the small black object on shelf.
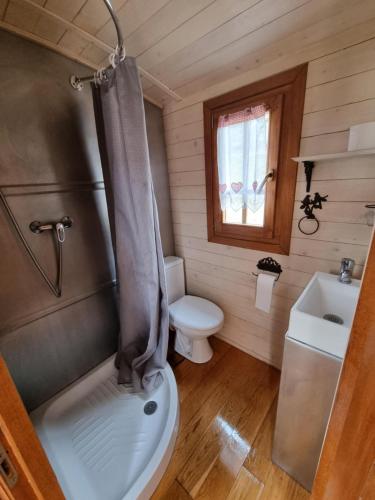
[303,160,315,192]
[298,193,328,235]
[252,257,282,282]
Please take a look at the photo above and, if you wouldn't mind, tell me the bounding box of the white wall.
[163,34,375,369]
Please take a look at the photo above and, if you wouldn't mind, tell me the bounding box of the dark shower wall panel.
[0,41,102,186]
[0,188,114,333]
[0,288,119,410]
[0,29,174,410]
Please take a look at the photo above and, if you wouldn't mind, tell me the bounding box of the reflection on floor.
[153,338,310,500]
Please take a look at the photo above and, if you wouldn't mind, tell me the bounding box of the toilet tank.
[164,256,185,305]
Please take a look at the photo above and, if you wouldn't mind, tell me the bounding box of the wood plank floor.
[153,338,310,500]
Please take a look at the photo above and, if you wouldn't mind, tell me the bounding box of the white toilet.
[164,256,224,363]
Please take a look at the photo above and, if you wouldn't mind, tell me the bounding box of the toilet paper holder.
[252,257,282,282]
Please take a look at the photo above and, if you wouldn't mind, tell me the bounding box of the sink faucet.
[338,258,355,284]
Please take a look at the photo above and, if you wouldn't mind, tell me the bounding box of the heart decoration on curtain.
[231,182,243,193]
[217,104,270,214]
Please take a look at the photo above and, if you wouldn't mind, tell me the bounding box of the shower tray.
[31,355,179,500]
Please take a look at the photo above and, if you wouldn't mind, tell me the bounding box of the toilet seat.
[169,295,224,337]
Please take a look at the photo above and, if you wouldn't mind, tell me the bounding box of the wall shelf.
[292,148,375,163]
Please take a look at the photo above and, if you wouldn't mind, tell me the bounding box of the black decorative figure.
[298,192,328,235]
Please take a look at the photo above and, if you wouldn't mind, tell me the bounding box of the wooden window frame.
[213,92,282,242]
[204,64,308,255]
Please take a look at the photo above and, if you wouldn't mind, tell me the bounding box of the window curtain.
[217,104,269,213]
[91,57,169,392]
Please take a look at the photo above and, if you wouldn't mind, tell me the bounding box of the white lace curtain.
[217,104,270,213]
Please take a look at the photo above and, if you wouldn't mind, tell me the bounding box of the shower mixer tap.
[29,216,73,234]
[27,216,73,297]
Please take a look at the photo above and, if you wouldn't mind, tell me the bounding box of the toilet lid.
[169,295,224,332]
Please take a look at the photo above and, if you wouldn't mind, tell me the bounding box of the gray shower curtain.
[92,57,169,391]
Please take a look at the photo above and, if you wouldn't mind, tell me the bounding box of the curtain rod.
[17,0,182,101]
[103,0,124,48]
[68,0,181,101]
[70,0,124,90]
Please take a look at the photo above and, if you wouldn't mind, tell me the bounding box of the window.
[204,64,307,255]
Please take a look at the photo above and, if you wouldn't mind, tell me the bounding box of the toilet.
[164,256,224,363]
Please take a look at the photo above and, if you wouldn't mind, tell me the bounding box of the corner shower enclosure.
[39,0,176,491]
[30,47,180,495]
[31,356,179,500]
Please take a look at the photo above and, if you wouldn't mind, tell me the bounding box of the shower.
[0,190,72,298]
[0,1,178,498]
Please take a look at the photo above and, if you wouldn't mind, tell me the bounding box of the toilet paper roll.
[255,273,276,313]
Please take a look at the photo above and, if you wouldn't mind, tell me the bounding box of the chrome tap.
[338,258,355,284]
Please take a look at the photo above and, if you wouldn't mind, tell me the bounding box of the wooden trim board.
[0,357,64,499]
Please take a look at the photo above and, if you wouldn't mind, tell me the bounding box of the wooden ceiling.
[1,0,375,107]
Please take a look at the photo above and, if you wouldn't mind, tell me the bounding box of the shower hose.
[0,190,64,297]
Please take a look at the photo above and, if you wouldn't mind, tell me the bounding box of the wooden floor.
[153,338,310,500]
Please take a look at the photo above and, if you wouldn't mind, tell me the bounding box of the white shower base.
[31,355,179,500]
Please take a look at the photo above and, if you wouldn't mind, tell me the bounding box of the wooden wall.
[163,36,375,368]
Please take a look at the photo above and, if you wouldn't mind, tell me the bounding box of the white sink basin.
[288,272,360,358]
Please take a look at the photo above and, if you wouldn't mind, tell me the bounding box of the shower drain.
[144,401,157,415]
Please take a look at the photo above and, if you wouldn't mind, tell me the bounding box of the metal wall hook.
[303,161,315,192]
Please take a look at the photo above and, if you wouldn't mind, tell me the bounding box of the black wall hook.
[303,161,315,192]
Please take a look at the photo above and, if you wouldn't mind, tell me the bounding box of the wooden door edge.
[0,357,64,499]
[312,228,375,498]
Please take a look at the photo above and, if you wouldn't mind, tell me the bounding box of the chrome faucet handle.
[339,258,355,283]
[340,257,355,271]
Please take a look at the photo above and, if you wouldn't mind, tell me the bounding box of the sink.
[273,271,361,490]
[288,272,360,358]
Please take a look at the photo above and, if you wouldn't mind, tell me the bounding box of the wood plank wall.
[163,36,375,368]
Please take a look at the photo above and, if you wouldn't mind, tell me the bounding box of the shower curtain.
[92,57,169,391]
